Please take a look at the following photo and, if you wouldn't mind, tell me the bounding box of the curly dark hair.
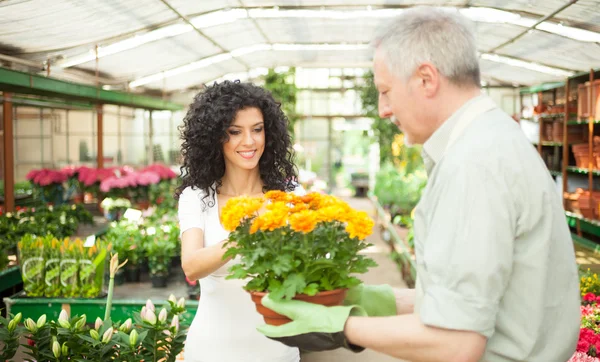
[175,80,298,209]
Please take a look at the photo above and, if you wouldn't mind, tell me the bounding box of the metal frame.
[0,68,183,111]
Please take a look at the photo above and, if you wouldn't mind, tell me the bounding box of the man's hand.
[256,294,367,352]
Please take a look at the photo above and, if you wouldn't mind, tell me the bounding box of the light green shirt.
[413,95,581,362]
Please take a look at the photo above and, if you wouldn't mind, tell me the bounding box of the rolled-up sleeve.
[418,164,515,338]
[178,187,205,236]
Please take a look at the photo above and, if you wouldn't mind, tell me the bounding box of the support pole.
[3,93,14,212]
[97,104,104,169]
[563,79,570,208]
[148,111,154,165]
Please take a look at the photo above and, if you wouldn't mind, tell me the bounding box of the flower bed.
[26,163,177,209]
[570,269,600,361]
[0,204,94,272]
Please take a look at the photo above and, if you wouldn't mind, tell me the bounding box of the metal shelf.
[567,120,600,125]
[566,166,600,176]
[566,211,600,238]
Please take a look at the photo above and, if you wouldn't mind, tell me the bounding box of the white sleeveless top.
[178,185,304,362]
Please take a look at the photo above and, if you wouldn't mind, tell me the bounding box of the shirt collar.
[421,94,486,174]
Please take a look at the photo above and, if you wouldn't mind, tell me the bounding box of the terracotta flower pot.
[249,289,348,326]
[136,200,151,210]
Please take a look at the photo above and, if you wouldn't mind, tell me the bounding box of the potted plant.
[44,237,62,297]
[25,168,68,205]
[0,254,188,362]
[18,235,47,297]
[100,197,132,221]
[222,191,377,326]
[144,229,176,288]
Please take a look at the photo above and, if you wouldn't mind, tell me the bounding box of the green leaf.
[282,273,306,300]
[302,283,319,296]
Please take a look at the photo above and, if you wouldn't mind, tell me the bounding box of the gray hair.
[373,7,481,87]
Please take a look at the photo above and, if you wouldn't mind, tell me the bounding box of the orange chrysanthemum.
[265,190,289,203]
[315,205,343,223]
[345,211,374,240]
[221,196,264,231]
[252,202,288,232]
[289,210,318,233]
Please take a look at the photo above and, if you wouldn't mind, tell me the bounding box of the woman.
[176,80,303,362]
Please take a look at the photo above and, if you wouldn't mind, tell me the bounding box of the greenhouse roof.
[1,0,599,93]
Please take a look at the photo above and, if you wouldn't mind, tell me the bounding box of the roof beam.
[0,67,183,111]
[238,0,272,44]
[488,0,579,53]
[157,0,250,70]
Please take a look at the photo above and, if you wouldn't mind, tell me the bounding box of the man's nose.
[378,95,392,119]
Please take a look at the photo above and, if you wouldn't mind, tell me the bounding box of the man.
[257,6,581,362]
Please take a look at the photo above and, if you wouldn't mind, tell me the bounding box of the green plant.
[0,311,22,361]
[580,268,600,297]
[374,162,427,218]
[222,191,378,301]
[19,235,109,298]
[44,237,62,298]
[100,197,132,213]
[60,238,81,298]
[0,204,93,254]
[359,70,401,164]
[79,241,108,298]
[263,68,299,137]
[0,255,189,361]
[18,234,47,297]
[144,230,176,277]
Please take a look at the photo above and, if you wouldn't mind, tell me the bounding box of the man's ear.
[415,62,440,98]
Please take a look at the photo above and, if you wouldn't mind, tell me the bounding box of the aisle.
[301,196,407,362]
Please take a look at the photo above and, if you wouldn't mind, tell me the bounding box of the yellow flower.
[253,203,288,232]
[315,206,344,223]
[345,211,374,240]
[289,210,318,233]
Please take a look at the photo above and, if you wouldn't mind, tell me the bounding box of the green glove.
[343,284,397,317]
[256,294,367,352]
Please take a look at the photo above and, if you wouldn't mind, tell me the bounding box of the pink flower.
[584,293,597,302]
[27,169,67,186]
[25,169,40,181]
[136,171,161,186]
[569,351,600,361]
[141,164,177,180]
[581,305,596,317]
[60,166,80,178]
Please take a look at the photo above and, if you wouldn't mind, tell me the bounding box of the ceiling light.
[481,53,574,77]
[128,43,370,88]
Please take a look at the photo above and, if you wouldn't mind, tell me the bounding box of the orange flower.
[345,211,374,240]
[221,196,263,231]
[265,190,289,203]
[253,202,288,232]
[289,210,318,233]
[290,202,309,213]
